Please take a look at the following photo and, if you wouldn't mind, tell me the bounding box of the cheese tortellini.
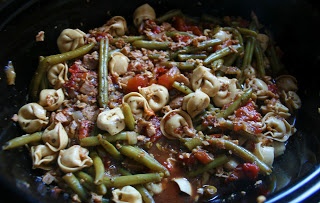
[160,109,195,139]
[122,92,155,119]
[245,78,272,100]
[133,3,156,27]
[57,145,93,173]
[42,122,69,152]
[253,142,275,167]
[31,144,58,170]
[139,84,169,112]
[261,112,296,142]
[212,77,240,107]
[38,88,65,111]
[190,65,220,97]
[97,107,126,135]
[17,103,49,133]
[109,52,130,76]
[57,28,87,53]
[47,63,68,89]
[105,16,128,37]
[112,186,142,203]
[182,89,210,118]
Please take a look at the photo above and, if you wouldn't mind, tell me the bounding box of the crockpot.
[0,0,319,202]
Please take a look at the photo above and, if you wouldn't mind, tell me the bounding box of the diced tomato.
[78,120,93,139]
[172,16,202,36]
[157,66,180,89]
[194,150,213,164]
[226,163,260,182]
[126,74,149,92]
[234,100,262,122]
[268,83,278,94]
[149,116,162,142]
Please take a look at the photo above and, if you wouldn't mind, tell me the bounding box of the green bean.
[29,43,95,101]
[156,9,183,23]
[80,136,100,147]
[166,31,197,38]
[180,39,222,54]
[97,134,123,160]
[102,173,162,188]
[132,40,170,50]
[2,131,43,150]
[266,40,284,75]
[161,61,197,70]
[121,102,135,131]
[223,45,244,67]
[241,36,256,70]
[104,131,138,145]
[172,81,193,94]
[208,138,272,175]
[119,145,170,177]
[254,43,266,78]
[237,27,258,37]
[118,168,155,203]
[111,36,145,44]
[177,53,207,61]
[216,88,253,119]
[98,38,109,108]
[203,44,242,65]
[62,172,88,201]
[89,150,105,185]
[75,171,107,195]
[187,154,229,177]
[219,120,260,143]
[182,137,203,151]
[222,27,244,45]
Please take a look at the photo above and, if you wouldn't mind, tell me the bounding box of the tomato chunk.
[126,74,149,92]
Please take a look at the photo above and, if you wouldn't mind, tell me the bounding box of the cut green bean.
[182,137,203,151]
[241,36,256,70]
[111,36,145,44]
[216,88,253,119]
[204,44,242,65]
[119,145,170,177]
[102,173,162,188]
[98,38,109,108]
[29,43,95,101]
[105,131,138,145]
[237,27,258,37]
[187,154,229,177]
[177,53,207,61]
[222,27,244,45]
[80,136,100,147]
[118,168,155,203]
[254,43,266,78]
[166,31,196,38]
[75,171,107,195]
[161,61,197,70]
[2,131,43,150]
[89,150,105,185]
[172,81,193,94]
[209,138,272,175]
[180,38,222,54]
[62,173,88,201]
[97,134,123,160]
[121,102,135,131]
[132,40,170,50]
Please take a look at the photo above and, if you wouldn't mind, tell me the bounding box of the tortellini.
[112,186,142,203]
[38,88,65,111]
[245,78,271,100]
[42,122,69,152]
[57,28,87,53]
[139,84,169,112]
[122,92,155,119]
[31,144,58,170]
[47,63,68,89]
[97,107,126,135]
[105,16,128,37]
[281,90,302,113]
[261,112,296,142]
[276,75,298,92]
[190,65,220,97]
[160,109,195,139]
[109,52,130,76]
[182,89,210,118]
[17,103,49,133]
[57,145,93,173]
[261,98,291,118]
[253,142,275,167]
[212,77,240,107]
[133,3,156,27]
